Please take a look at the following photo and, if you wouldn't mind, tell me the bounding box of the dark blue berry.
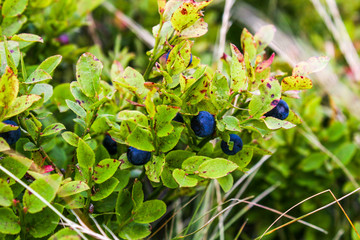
[127,147,151,165]
[102,135,117,155]
[0,120,21,145]
[173,113,184,123]
[191,111,215,137]
[221,134,243,155]
[264,99,289,120]
[188,54,193,67]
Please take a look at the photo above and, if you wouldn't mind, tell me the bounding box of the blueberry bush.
[0,0,339,239]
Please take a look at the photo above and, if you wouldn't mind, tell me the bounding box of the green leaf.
[77,0,105,16]
[57,181,90,197]
[116,189,133,224]
[166,150,196,169]
[77,139,95,170]
[182,156,211,173]
[62,131,80,147]
[182,72,209,105]
[300,153,328,172]
[10,33,43,49]
[154,105,178,137]
[166,40,192,75]
[0,155,32,185]
[0,179,13,207]
[161,165,178,188]
[63,193,85,209]
[292,56,330,76]
[66,99,87,118]
[23,174,62,213]
[25,204,63,238]
[230,43,247,92]
[198,158,238,179]
[145,155,165,183]
[228,146,254,170]
[91,177,119,201]
[0,67,18,108]
[132,180,144,209]
[222,116,242,132]
[0,208,20,234]
[263,117,296,130]
[113,169,131,192]
[179,18,208,38]
[117,110,149,128]
[172,168,198,187]
[0,138,10,151]
[41,123,65,137]
[158,122,184,152]
[248,78,281,118]
[25,69,52,84]
[217,174,233,192]
[23,142,39,151]
[5,94,41,118]
[133,200,167,223]
[170,0,212,31]
[30,83,53,102]
[34,55,62,75]
[281,76,313,92]
[2,16,27,37]
[119,222,150,240]
[113,67,149,98]
[48,228,80,240]
[126,127,155,152]
[2,0,28,17]
[70,81,96,111]
[76,52,103,98]
[210,71,230,110]
[93,158,121,184]
[241,28,256,61]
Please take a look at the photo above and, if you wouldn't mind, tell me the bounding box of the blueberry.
[264,99,289,120]
[221,134,243,155]
[191,111,215,137]
[0,120,21,145]
[127,147,151,165]
[172,112,184,123]
[102,134,117,155]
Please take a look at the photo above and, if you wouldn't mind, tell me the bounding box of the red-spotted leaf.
[256,53,275,72]
[281,76,313,92]
[179,18,208,39]
[172,169,198,187]
[93,159,121,184]
[241,28,256,61]
[57,181,90,197]
[254,25,276,53]
[230,43,247,92]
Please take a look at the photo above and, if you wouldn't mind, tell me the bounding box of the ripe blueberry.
[221,134,243,155]
[0,120,21,145]
[102,134,117,155]
[127,147,151,165]
[264,99,289,120]
[191,111,215,137]
[172,112,184,123]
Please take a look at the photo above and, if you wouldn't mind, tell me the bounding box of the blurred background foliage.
[12,0,360,239]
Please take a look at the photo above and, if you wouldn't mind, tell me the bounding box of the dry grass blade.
[258,188,360,239]
[235,219,248,240]
[215,181,225,240]
[215,0,235,68]
[224,155,272,200]
[102,2,155,48]
[310,0,360,81]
